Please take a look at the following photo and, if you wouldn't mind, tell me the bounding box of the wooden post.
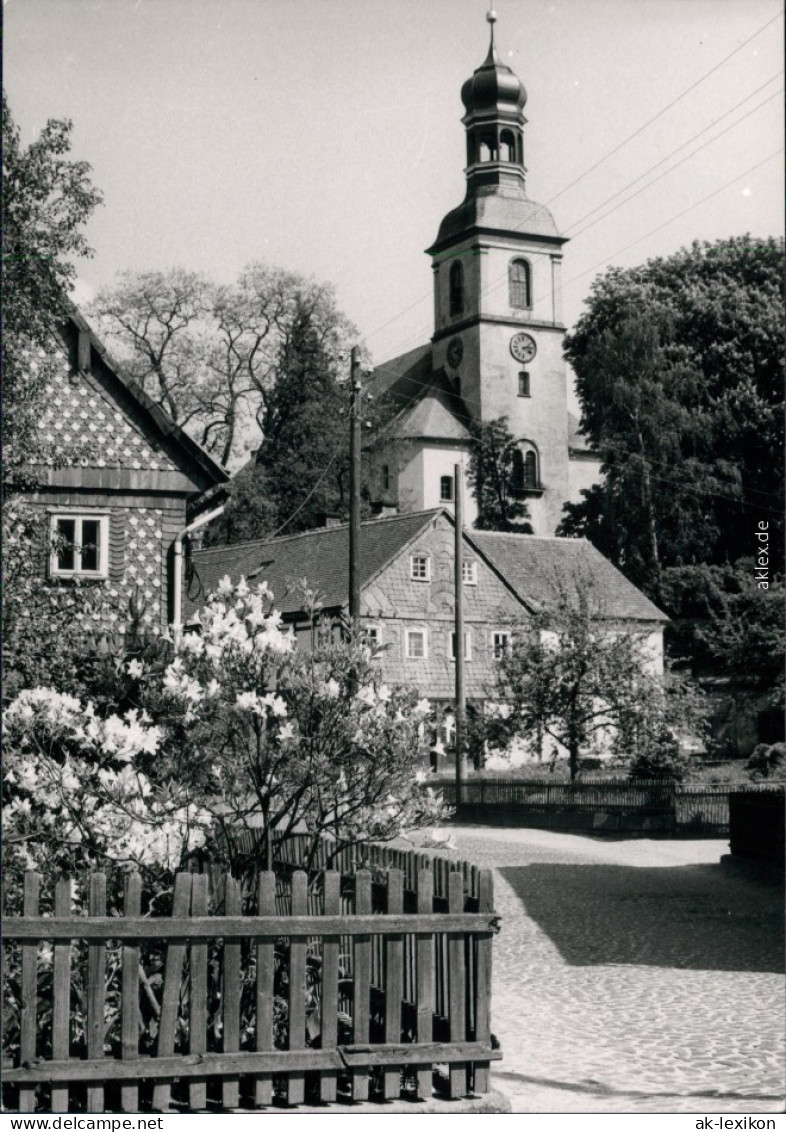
[152,872,193,1112]
[454,463,467,805]
[188,873,209,1111]
[19,873,40,1113]
[348,345,362,625]
[120,873,142,1113]
[254,873,276,1107]
[287,871,308,1106]
[51,876,72,1113]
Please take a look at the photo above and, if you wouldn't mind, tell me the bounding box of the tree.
[2,92,103,480]
[483,580,705,781]
[467,417,532,532]
[560,237,784,589]
[206,300,353,544]
[90,264,358,469]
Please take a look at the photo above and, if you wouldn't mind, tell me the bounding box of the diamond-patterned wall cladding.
[39,366,178,472]
[112,508,165,627]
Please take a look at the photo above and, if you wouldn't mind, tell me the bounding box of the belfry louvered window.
[449,262,464,317]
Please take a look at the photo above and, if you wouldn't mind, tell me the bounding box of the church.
[368,11,600,534]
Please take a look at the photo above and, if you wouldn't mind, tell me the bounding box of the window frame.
[405,628,428,660]
[449,261,464,318]
[361,625,383,656]
[492,631,511,660]
[462,560,478,585]
[440,475,454,502]
[518,371,531,398]
[409,554,432,582]
[381,464,390,491]
[450,630,473,662]
[49,512,110,580]
[509,257,532,310]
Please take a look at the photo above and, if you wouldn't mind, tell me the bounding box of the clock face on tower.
[510,332,537,363]
[446,336,463,369]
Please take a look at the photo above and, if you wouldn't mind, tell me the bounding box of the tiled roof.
[429,184,565,253]
[186,510,442,619]
[467,530,667,622]
[369,342,433,404]
[386,389,473,442]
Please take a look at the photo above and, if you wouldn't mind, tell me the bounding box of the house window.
[410,555,431,581]
[518,371,530,397]
[450,631,472,661]
[449,262,464,317]
[381,464,390,491]
[440,475,454,502]
[462,561,477,585]
[406,628,428,659]
[492,631,511,659]
[50,514,109,578]
[509,258,531,309]
[361,625,382,655]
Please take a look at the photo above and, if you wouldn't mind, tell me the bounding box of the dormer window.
[449,262,464,317]
[509,258,531,309]
[410,555,431,581]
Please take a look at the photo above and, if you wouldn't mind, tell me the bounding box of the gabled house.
[186,509,666,710]
[21,310,229,633]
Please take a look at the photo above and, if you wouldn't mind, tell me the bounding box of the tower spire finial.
[485,8,499,62]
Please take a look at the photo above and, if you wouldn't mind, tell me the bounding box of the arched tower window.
[466,133,476,166]
[449,262,464,317]
[509,258,531,309]
[478,132,498,163]
[510,444,539,492]
[499,129,516,162]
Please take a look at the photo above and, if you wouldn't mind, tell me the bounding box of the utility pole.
[348,345,362,626]
[454,462,467,806]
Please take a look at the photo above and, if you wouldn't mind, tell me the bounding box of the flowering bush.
[3,687,209,882]
[149,578,445,869]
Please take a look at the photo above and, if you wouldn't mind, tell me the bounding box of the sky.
[5,0,784,368]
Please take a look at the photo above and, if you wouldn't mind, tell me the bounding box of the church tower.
[427,10,570,534]
[370,12,591,534]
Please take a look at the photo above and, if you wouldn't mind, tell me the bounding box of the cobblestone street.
[449,827,785,1114]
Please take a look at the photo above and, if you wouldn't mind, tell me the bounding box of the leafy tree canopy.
[2,92,102,479]
[467,417,533,533]
[560,236,783,581]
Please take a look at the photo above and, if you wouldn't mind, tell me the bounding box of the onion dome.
[461,10,527,118]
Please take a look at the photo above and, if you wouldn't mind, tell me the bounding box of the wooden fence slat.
[320,871,341,1103]
[473,869,494,1094]
[287,871,308,1106]
[221,877,242,1110]
[352,870,372,1101]
[383,869,404,1100]
[254,872,275,1108]
[415,866,434,1100]
[188,873,209,1111]
[19,872,41,1113]
[121,873,142,1113]
[86,873,107,1113]
[152,872,193,1112]
[447,871,467,1099]
[51,877,72,1113]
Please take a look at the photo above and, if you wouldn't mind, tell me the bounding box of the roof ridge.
[194,508,445,557]
[470,530,587,543]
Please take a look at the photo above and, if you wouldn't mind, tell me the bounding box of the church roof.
[466,530,667,622]
[429,183,563,253]
[386,390,473,442]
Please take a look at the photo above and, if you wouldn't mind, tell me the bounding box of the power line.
[564,75,783,236]
[546,7,783,205]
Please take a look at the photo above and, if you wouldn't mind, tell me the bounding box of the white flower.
[355,685,376,707]
[377,684,391,703]
[278,721,295,741]
[325,678,341,700]
[235,691,258,712]
[216,575,234,597]
[414,698,431,717]
[261,693,287,718]
[126,659,144,679]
